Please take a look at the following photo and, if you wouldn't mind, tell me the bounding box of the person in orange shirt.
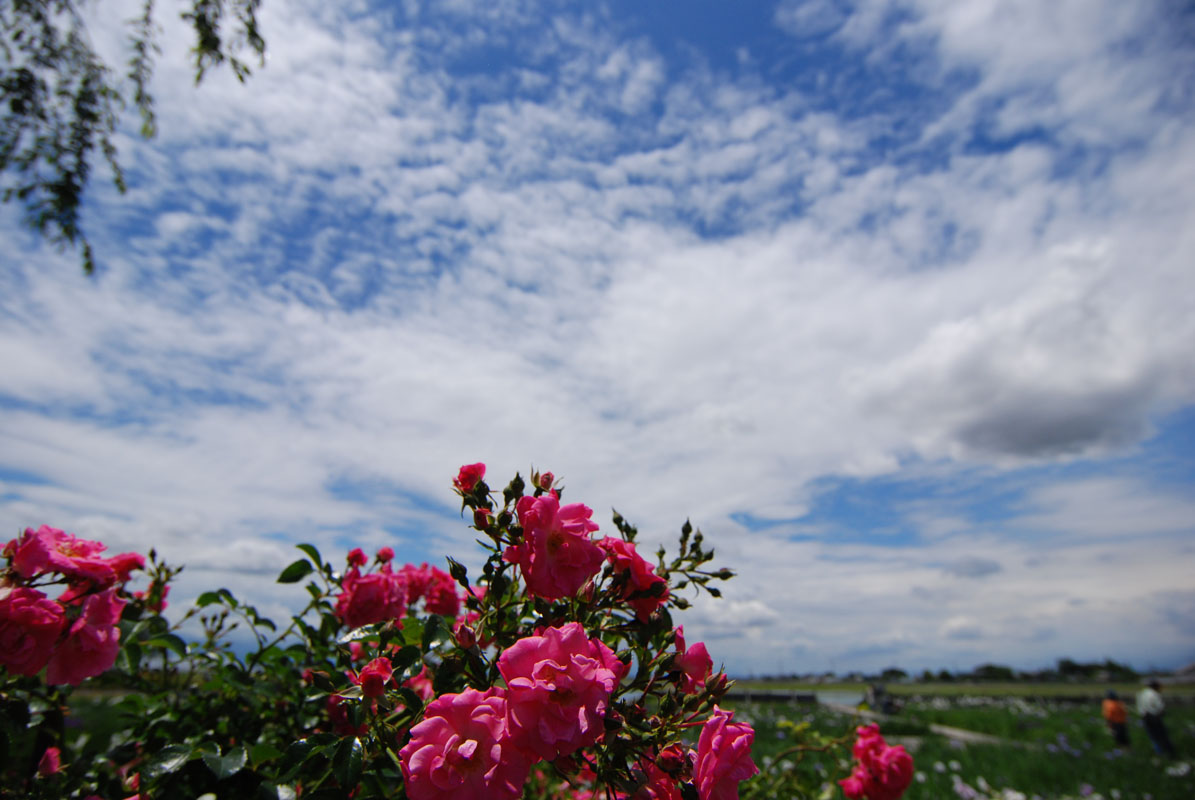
[1102,690,1130,748]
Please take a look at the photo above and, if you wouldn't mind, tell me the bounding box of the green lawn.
[731,696,1195,800]
[732,679,1195,699]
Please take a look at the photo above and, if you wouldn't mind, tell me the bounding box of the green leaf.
[333,737,364,788]
[391,644,422,673]
[337,624,381,645]
[196,591,222,607]
[396,687,424,714]
[277,559,314,584]
[145,633,188,657]
[251,743,285,766]
[422,614,448,651]
[143,744,195,781]
[296,543,323,569]
[118,640,142,673]
[402,617,425,647]
[204,745,247,780]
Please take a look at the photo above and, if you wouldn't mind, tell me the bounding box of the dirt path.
[820,702,1010,746]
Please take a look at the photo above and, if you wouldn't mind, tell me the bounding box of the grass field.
[732,680,1195,700]
[731,695,1195,800]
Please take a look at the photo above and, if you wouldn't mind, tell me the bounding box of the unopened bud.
[473,507,492,530]
[657,744,687,776]
[455,624,477,650]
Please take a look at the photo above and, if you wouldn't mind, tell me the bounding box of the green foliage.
[0,0,265,273]
[737,697,1195,800]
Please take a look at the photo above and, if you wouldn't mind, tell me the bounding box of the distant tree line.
[755,658,1142,683]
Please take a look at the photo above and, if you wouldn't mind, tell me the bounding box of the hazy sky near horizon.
[2,0,1194,676]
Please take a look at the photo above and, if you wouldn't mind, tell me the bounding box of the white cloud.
[2,0,1194,675]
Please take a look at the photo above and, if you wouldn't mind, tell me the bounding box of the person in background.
[1101,690,1130,749]
[1136,680,1176,757]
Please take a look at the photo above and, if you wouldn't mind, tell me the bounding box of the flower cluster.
[3,463,874,800]
[335,547,465,630]
[0,525,143,685]
[839,724,914,800]
[337,463,760,800]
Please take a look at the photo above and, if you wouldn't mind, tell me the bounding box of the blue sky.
[2,0,1194,676]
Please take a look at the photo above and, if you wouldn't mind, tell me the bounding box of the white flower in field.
[1110,790,1121,799]
[949,759,962,771]
[916,771,927,783]
[1001,790,1027,800]
[1164,761,1191,777]
[935,761,947,773]
[977,776,991,792]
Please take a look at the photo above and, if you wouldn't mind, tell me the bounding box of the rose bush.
[0,465,911,800]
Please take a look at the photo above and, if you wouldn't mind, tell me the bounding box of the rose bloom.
[598,537,669,621]
[334,569,406,629]
[839,725,913,800]
[359,656,393,698]
[632,759,682,800]
[376,546,395,563]
[453,462,486,493]
[673,627,713,695]
[46,589,125,686]
[0,586,66,677]
[401,563,461,616]
[503,494,604,600]
[5,525,143,587]
[498,622,627,761]
[693,707,758,800]
[399,687,530,800]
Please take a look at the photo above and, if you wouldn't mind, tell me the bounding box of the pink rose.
[839,724,913,800]
[673,627,713,694]
[693,707,758,800]
[5,525,143,587]
[401,563,461,616]
[377,546,395,563]
[633,759,682,800]
[105,551,147,584]
[453,463,486,493]
[359,656,393,698]
[38,746,62,776]
[346,548,368,568]
[334,569,406,629]
[0,586,66,676]
[599,537,670,621]
[46,589,125,686]
[399,687,530,800]
[504,494,603,600]
[839,768,867,799]
[498,622,627,761]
